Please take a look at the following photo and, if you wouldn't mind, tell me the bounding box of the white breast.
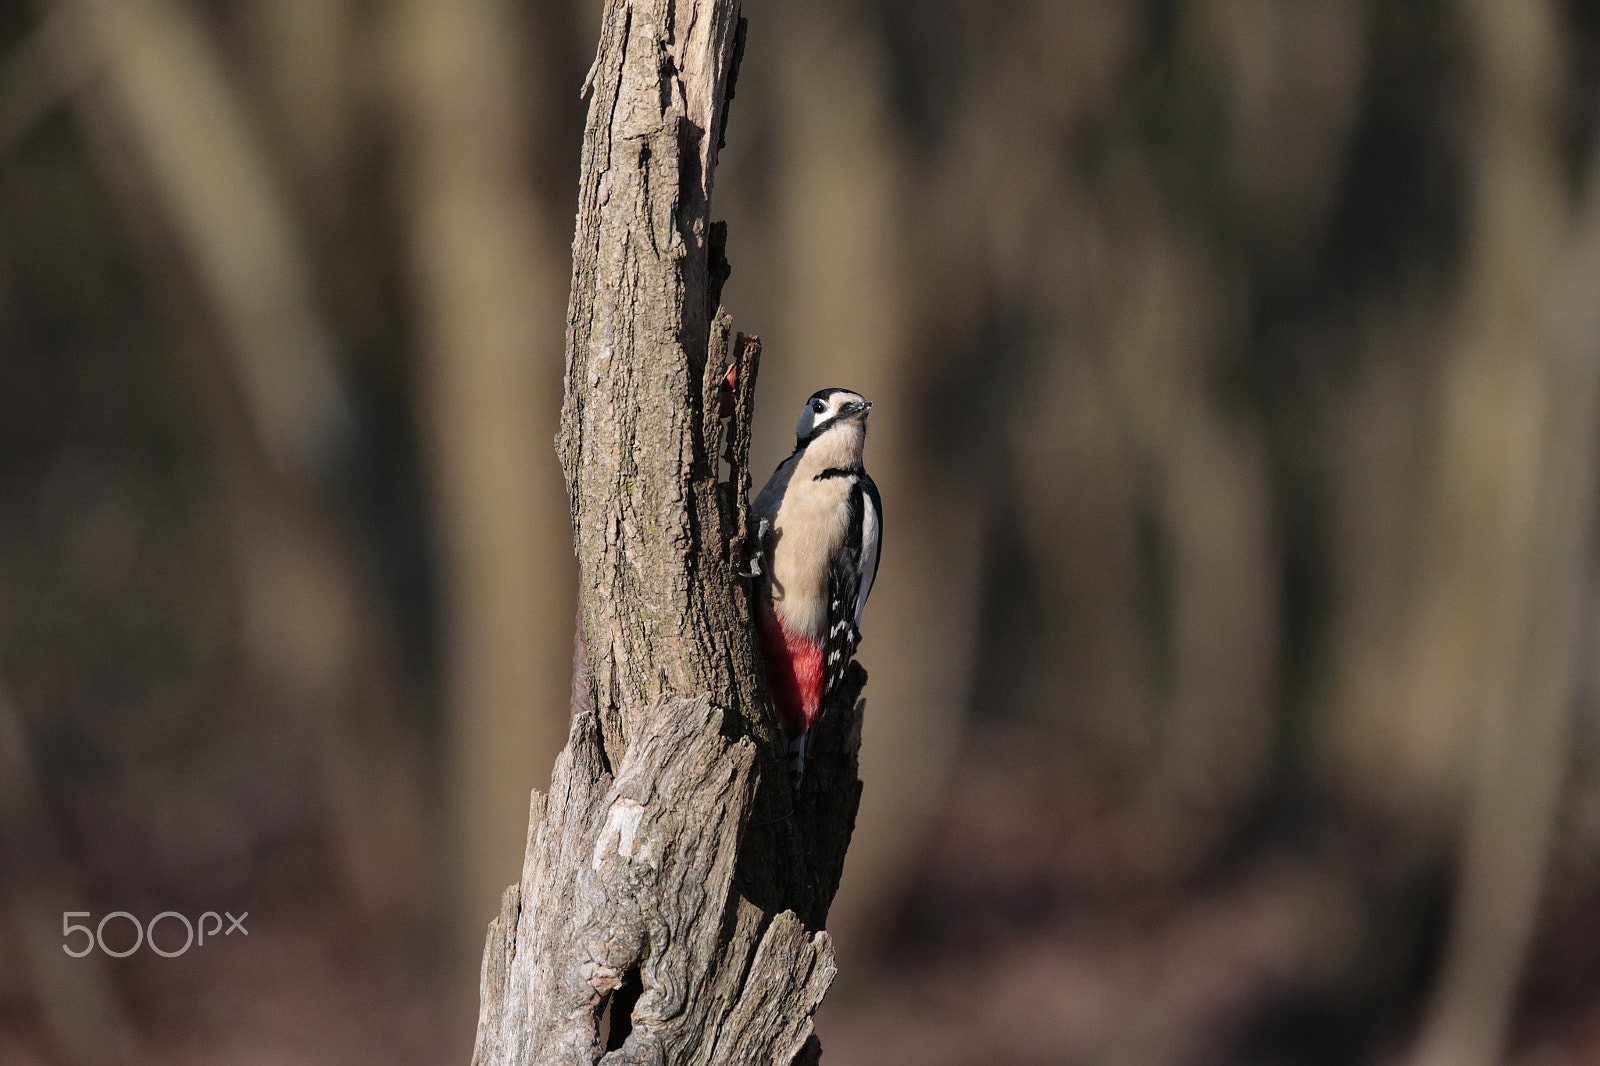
[767,474,853,639]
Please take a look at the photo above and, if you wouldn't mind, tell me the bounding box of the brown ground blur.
[2,2,1600,1064]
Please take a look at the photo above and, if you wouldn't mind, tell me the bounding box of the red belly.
[755,597,824,739]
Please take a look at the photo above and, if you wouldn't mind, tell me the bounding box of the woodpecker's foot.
[740,515,771,578]
[738,537,765,577]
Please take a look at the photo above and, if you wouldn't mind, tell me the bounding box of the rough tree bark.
[471,2,865,1063]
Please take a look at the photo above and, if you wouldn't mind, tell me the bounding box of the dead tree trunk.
[471,2,864,1063]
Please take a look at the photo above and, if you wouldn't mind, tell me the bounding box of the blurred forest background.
[2,0,1600,1064]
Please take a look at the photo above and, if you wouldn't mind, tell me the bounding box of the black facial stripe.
[813,466,860,481]
[794,420,832,447]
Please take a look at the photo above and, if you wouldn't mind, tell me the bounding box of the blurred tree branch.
[42,0,353,481]
[40,0,442,923]
[471,2,862,1062]
[1408,5,1600,1064]
[0,688,140,1066]
[388,0,577,967]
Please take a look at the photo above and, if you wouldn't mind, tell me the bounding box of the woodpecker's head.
[795,388,873,442]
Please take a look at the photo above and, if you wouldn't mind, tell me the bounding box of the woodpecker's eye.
[811,400,826,413]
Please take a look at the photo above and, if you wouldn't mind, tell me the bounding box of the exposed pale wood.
[472,697,839,1066]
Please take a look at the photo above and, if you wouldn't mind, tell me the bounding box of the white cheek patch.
[796,404,835,438]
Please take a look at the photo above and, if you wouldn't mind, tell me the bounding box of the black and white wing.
[854,474,881,627]
[823,473,882,699]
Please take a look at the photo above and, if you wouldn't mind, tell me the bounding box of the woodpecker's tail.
[786,730,820,791]
[786,733,805,789]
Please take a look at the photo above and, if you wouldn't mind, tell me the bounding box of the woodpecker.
[749,388,881,788]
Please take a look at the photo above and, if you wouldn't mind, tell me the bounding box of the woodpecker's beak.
[846,399,873,418]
